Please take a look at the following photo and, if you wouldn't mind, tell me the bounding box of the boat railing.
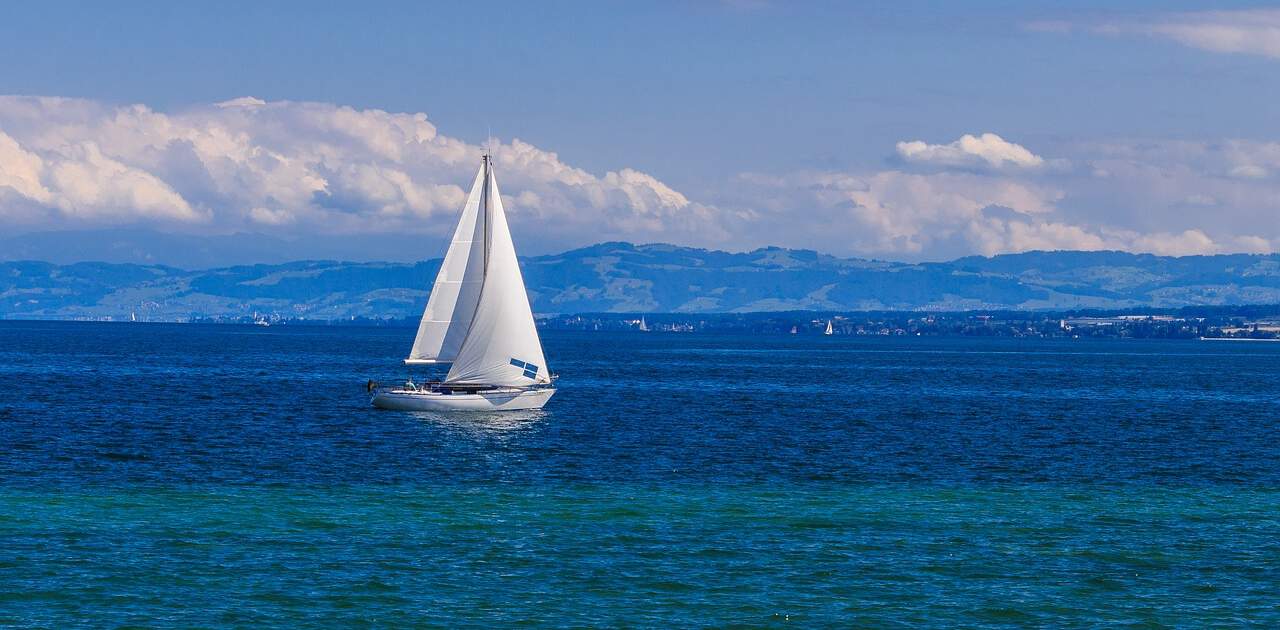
[369,379,555,395]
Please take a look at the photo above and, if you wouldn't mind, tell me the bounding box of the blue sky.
[0,1,1278,261]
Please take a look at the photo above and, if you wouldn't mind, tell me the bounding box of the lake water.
[2,321,1279,626]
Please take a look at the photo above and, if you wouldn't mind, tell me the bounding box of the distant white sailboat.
[372,154,555,412]
[638,316,650,332]
[824,320,834,335]
[790,325,798,334]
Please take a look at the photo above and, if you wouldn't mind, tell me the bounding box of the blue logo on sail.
[509,358,539,379]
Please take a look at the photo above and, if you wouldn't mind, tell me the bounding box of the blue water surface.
[1,322,1278,626]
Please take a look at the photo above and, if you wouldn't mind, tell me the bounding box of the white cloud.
[0,95,1276,260]
[1233,235,1274,253]
[1229,164,1268,179]
[994,220,1111,253]
[1125,229,1218,256]
[248,207,294,225]
[836,170,1062,253]
[1,122,198,224]
[1148,10,1280,59]
[0,96,722,249]
[728,169,1095,257]
[724,132,1280,258]
[47,142,201,222]
[1031,9,1280,60]
[896,133,1045,169]
[217,96,267,108]
[1065,139,1280,245]
[0,130,51,203]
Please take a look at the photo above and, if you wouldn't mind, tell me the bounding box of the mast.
[481,153,491,274]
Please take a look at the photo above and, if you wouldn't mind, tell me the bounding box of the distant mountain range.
[0,228,435,267]
[3,240,1280,320]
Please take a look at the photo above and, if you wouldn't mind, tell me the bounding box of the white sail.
[825,320,834,335]
[445,163,551,386]
[405,166,488,364]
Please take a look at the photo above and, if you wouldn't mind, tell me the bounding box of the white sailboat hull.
[372,387,555,412]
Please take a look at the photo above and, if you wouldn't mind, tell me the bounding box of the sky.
[0,1,1279,262]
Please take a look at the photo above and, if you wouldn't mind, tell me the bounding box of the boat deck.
[376,380,552,396]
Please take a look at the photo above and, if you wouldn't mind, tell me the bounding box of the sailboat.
[371,154,555,411]
[638,316,650,332]
[824,320,834,335]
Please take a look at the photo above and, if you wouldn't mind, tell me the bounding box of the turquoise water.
[4,486,1279,626]
[2,322,1280,626]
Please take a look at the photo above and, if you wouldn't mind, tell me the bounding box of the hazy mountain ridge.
[0,228,443,267]
[4,242,1280,320]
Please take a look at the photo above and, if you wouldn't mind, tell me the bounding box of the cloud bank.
[0,96,719,253]
[724,132,1278,258]
[0,96,1276,260]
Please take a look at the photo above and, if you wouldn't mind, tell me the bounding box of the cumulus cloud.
[0,95,1276,260]
[248,206,294,226]
[49,142,201,222]
[730,169,1108,257]
[1030,9,1280,60]
[831,170,1062,253]
[0,127,198,224]
[0,130,50,203]
[1066,139,1280,246]
[724,133,1280,259]
[0,95,717,250]
[896,133,1045,169]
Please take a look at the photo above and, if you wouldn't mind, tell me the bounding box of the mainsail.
[407,156,551,387]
